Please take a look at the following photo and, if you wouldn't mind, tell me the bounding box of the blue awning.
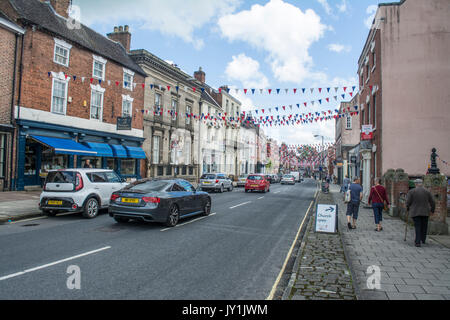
[30,135,97,156]
[110,144,127,158]
[124,146,147,159]
[82,142,113,157]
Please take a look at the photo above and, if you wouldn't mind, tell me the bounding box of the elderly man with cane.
[406,179,435,247]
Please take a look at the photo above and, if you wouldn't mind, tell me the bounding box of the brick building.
[0,12,24,191]
[0,0,147,190]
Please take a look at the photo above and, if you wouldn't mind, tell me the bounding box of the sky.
[72,0,386,146]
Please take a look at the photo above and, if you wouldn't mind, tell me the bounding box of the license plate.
[251,185,259,187]
[48,200,62,205]
[121,198,139,203]
[203,181,211,184]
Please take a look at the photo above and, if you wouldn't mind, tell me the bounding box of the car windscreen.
[283,175,294,178]
[201,174,216,179]
[124,180,171,192]
[46,171,75,184]
[247,175,263,180]
[239,175,248,178]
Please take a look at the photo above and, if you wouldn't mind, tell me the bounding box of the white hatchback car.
[39,169,129,218]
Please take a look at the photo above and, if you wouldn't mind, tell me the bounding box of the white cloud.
[328,43,351,53]
[73,0,241,50]
[365,5,378,29]
[225,54,270,89]
[336,0,348,13]
[218,0,328,84]
[317,0,332,15]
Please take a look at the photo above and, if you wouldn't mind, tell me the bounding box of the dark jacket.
[406,186,435,218]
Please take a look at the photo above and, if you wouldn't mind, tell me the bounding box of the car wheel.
[203,199,211,216]
[114,216,129,223]
[228,184,233,192]
[219,185,224,193]
[165,204,180,227]
[82,197,99,219]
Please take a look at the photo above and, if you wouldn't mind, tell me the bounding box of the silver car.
[281,174,296,185]
[199,173,233,192]
[237,174,248,187]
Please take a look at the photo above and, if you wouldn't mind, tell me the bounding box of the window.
[171,99,177,121]
[155,92,162,108]
[104,171,121,183]
[373,94,377,128]
[346,115,352,129]
[367,102,371,125]
[372,52,376,71]
[152,136,160,164]
[51,78,68,114]
[0,134,5,178]
[90,85,104,121]
[53,39,71,67]
[123,68,134,90]
[120,159,135,175]
[122,94,133,117]
[92,55,107,81]
[361,109,365,125]
[178,180,195,192]
[87,172,107,183]
[186,105,191,125]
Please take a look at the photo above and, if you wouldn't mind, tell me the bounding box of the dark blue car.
[109,179,211,227]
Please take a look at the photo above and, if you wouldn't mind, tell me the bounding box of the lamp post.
[314,134,324,180]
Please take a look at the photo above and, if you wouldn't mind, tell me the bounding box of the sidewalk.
[0,191,43,223]
[331,184,450,300]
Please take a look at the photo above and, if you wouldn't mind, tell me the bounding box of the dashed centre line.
[229,201,252,209]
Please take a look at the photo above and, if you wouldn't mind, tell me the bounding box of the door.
[87,172,111,207]
[170,183,192,215]
[104,171,125,193]
[178,180,200,213]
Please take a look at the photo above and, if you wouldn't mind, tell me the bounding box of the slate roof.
[8,0,145,76]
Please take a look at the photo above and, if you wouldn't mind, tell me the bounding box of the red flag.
[268,89,272,94]
[193,87,196,92]
[244,89,248,94]
[343,87,347,92]
[167,86,171,91]
[115,81,119,86]
[293,88,297,94]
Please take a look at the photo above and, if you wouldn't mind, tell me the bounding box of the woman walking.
[368,178,389,232]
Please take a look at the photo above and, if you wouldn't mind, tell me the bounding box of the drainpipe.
[8,33,19,190]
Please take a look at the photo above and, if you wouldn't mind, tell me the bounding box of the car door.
[178,180,200,213]
[104,171,125,193]
[169,183,191,216]
[87,172,111,207]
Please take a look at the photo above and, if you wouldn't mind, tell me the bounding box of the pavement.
[0,180,317,299]
[0,190,43,223]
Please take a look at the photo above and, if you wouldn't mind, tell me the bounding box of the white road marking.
[160,213,216,232]
[229,201,251,209]
[257,196,264,199]
[274,191,280,194]
[0,246,111,281]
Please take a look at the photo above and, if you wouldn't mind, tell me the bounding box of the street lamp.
[314,134,324,180]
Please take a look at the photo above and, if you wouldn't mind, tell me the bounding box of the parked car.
[39,169,128,218]
[237,174,248,187]
[271,174,280,183]
[109,179,211,227]
[265,174,274,184]
[281,174,296,185]
[245,174,270,193]
[290,171,301,182]
[199,173,233,192]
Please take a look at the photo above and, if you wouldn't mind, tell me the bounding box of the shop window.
[0,134,5,178]
[157,166,164,176]
[80,156,102,169]
[106,158,116,171]
[120,159,135,176]
[25,145,37,176]
[166,166,172,176]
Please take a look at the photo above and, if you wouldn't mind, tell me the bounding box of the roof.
[201,89,222,109]
[8,0,145,76]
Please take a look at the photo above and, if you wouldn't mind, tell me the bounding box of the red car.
[245,174,270,193]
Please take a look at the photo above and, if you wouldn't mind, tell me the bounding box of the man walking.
[346,177,363,229]
[406,179,435,247]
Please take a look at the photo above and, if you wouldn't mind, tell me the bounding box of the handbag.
[373,186,388,211]
[344,189,351,203]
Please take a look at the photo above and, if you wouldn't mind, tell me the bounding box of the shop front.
[15,120,146,190]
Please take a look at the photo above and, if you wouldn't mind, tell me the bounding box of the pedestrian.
[368,178,390,232]
[346,177,363,230]
[83,159,92,168]
[341,175,350,193]
[406,179,435,247]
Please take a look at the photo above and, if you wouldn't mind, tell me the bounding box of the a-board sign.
[314,204,338,233]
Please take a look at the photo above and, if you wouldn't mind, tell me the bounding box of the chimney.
[48,0,72,19]
[107,25,131,52]
[194,67,205,83]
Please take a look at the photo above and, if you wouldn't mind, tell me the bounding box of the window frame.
[122,94,134,118]
[53,38,71,67]
[152,135,160,164]
[123,68,134,91]
[51,74,69,115]
[92,55,107,81]
[0,134,5,178]
[90,84,105,121]
[186,104,192,125]
[345,115,352,130]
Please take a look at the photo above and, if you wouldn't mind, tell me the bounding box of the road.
[0,179,317,299]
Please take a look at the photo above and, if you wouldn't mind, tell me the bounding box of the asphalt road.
[0,178,318,300]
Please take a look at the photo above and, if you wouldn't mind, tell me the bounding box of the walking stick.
[404,209,409,241]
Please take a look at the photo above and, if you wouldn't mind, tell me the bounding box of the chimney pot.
[124,25,129,32]
[119,26,123,32]
[114,26,119,33]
